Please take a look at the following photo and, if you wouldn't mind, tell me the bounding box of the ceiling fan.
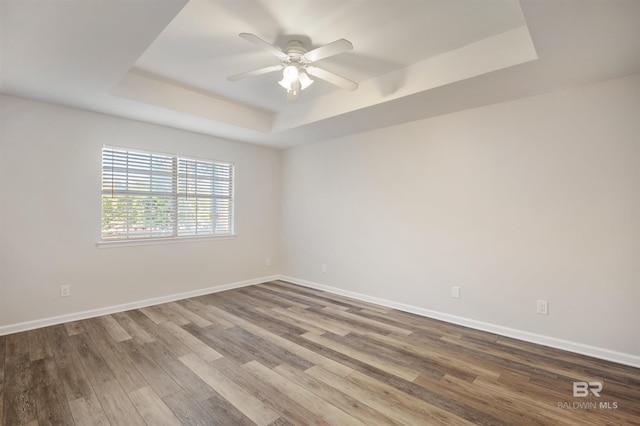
[227,33,359,102]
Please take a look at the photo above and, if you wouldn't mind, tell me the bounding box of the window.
[101,146,234,242]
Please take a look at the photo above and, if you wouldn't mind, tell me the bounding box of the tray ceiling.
[1,0,638,148]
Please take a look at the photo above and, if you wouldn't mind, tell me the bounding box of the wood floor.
[1,281,639,425]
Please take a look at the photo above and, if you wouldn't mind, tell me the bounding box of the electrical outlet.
[265,257,271,266]
[321,264,327,273]
[451,286,460,298]
[537,300,548,315]
[60,284,71,298]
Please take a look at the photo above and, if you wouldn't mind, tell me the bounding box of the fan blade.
[302,39,353,63]
[239,33,289,61]
[227,64,283,81]
[287,80,301,102]
[306,66,358,91]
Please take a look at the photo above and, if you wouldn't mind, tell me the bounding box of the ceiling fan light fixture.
[278,78,291,91]
[278,65,313,93]
[298,71,314,90]
[279,65,299,88]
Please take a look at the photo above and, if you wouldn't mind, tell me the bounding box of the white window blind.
[178,157,234,236]
[101,146,234,241]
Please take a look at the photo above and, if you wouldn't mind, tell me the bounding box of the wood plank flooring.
[1,280,639,425]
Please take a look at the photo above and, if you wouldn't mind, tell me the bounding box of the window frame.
[98,145,235,247]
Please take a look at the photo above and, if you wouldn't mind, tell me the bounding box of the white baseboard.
[3,273,638,369]
[279,275,640,369]
[0,275,279,336]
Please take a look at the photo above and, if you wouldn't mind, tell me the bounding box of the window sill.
[96,234,236,248]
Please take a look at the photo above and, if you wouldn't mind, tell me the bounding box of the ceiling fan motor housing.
[284,40,308,65]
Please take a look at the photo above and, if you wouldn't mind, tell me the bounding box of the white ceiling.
[133,0,526,111]
[1,0,639,148]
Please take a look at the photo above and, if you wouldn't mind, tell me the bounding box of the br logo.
[573,381,602,397]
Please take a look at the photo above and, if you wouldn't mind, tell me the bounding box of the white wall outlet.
[321,264,327,273]
[60,284,71,298]
[265,257,271,266]
[537,300,548,315]
[451,286,460,298]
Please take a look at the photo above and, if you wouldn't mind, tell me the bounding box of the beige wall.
[1,73,638,364]
[281,74,640,359]
[0,95,280,327]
